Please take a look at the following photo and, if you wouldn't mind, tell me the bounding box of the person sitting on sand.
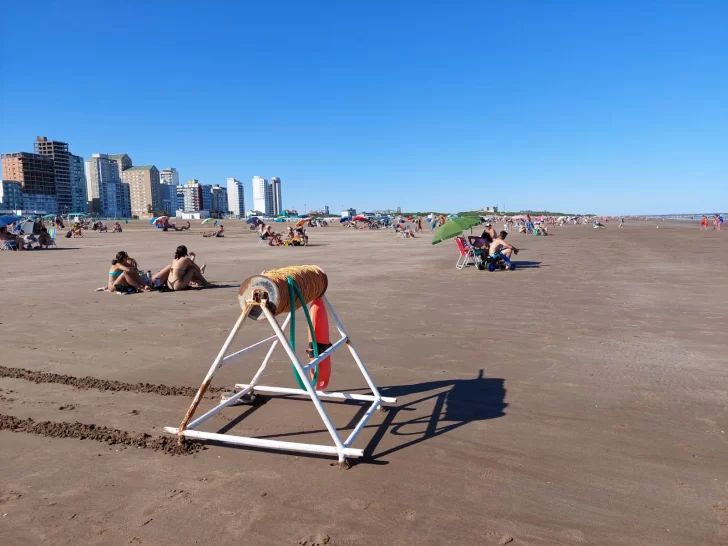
[152,251,205,287]
[72,224,84,237]
[108,251,149,293]
[203,224,224,237]
[112,222,123,233]
[167,245,210,290]
[489,231,519,262]
[37,226,52,249]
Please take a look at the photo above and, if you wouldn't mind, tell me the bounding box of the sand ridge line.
[0,365,226,397]
[0,413,204,455]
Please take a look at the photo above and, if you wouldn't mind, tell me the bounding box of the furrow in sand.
[0,366,226,397]
[0,413,204,455]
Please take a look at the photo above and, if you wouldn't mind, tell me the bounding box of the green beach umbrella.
[431,217,481,245]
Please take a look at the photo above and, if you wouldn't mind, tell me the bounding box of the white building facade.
[252,176,273,216]
[160,167,179,186]
[226,177,244,218]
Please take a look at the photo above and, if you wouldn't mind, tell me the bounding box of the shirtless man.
[489,231,519,261]
[484,222,497,240]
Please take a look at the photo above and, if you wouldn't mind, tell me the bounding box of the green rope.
[287,276,319,389]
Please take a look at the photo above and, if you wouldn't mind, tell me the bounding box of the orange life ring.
[306,298,332,390]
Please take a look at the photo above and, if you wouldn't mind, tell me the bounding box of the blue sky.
[1,1,726,214]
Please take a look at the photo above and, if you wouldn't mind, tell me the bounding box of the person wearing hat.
[484,222,497,240]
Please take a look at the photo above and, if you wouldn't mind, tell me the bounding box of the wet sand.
[0,220,726,545]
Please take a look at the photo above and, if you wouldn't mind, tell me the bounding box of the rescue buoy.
[306,298,332,390]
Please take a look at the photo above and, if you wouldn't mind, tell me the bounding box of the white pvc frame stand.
[164,295,396,466]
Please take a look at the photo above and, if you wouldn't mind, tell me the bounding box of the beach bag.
[65,230,73,238]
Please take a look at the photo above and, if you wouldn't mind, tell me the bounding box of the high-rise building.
[210,185,229,216]
[85,154,119,215]
[34,137,72,213]
[252,176,273,216]
[160,168,179,186]
[108,154,132,178]
[69,153,87,213]
[120,182,131,217]
[226,177,245,218]
[200,184,213,211]
[121,165,161,216]
[1,152,58,213]
[159,183,178,215]
[324,205,330,216]
[0,180,23,211]
[270,177,282,216]
[179,180,202,212]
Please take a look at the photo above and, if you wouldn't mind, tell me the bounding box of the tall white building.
[226,177,245,218]
[69,154,88,213]
[270,177,282,216]
[85,153,120,215]
[252,176,273,216]
[160,167,179,186]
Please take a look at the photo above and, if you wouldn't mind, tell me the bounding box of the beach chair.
[454,237,475,269]
[1,240,18,251]
[47,228,58,248]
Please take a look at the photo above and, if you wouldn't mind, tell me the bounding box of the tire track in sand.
[0,414,204,455]
[0,365,226,397]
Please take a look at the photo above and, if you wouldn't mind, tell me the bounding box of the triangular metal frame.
[164,295,396,466]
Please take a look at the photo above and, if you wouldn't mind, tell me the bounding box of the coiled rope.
[239,265,328,319]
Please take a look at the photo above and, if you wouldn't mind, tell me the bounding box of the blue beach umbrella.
[0,215,22,228]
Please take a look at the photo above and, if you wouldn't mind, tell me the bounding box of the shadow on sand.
[214,369,506,465]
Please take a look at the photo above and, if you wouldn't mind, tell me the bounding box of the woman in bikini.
[167,245,209,291]
[108,251,148,292]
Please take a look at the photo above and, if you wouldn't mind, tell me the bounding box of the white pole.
[261,304,346,458]
[236,384,396,404]
[322,295,384,401]
[249,313,291,388]
[178,308,249,434]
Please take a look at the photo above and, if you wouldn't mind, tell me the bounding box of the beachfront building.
[69,153,88,213]
[121,165,161,216]
[200,184,213,212]
[160,167,179,186]
[210,185,229,217]
[270,177,282,216]
[85,154,118,215]
[0,180,23,210]
[1,152,58,214]
[108,154,132,179]
[105,181,130,218]
[34,137,72,214]
[252,176,273,216]
[226,177,245,218]
[342,208,356,217]
[178,180,202,212]
[22,193,58,214]
[159,183,178,215]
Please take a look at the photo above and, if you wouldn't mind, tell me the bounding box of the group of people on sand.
[0,223,54,250]
[106,245,209,293]
[700,214,723,231]
[258,223,308,246]
[467,223,519,261]
[162,219,191,231]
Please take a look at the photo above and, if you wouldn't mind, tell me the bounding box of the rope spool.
[238,265,328,320]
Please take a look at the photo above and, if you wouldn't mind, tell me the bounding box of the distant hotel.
[252,176,282,217]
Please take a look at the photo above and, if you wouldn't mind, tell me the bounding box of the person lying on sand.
[489,231,519,261]
[167,245,210,290]
[108,251,149,293]
[203,224,224,237]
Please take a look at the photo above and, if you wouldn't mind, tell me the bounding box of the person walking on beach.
[700,216,709,230]
[619,216,624,228]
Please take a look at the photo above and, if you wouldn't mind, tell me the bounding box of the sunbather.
[108,251,149,292]
[203,224,224,237]
[167,245,210,290]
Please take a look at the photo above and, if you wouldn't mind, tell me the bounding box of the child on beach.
[700,216,709,230]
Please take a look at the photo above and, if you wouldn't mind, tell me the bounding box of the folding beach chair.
[1,240,18,251]
[454,237,475,269]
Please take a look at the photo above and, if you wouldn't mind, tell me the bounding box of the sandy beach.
[0,220,726,546]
